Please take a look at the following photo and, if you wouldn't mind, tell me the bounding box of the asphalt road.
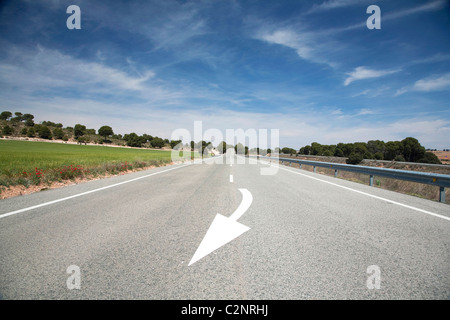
[0,156,449,299]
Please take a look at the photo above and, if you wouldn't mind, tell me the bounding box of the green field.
[0,139,184,189]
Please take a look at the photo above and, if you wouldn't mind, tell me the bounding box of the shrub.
[27,127,36,137]
[53,127,64,139]
[2,125,13,136]
[418,152,442,164]
[346,152,364,165]
[374,152,384,160]
[37,125,52,139]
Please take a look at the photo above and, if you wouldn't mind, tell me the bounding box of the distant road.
[1,156,449,299]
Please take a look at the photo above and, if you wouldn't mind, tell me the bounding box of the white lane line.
[230,174,234,183]
[230,188,253,221]
[266,161,450,222]
[0,163,193,220]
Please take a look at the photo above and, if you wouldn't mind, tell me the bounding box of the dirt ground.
[431,150,450,164]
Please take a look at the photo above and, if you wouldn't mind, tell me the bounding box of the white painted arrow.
[188,188,253,266]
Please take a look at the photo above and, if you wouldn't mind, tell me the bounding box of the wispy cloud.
[315,0,448,34]
[0,44,191,108]
[0,45,154,92]
[344,66,400,86]
[413,73,450,92]
[383,0,447,21]
[396,73,450,95]
[308,0,371,13]
[257,28,339,68]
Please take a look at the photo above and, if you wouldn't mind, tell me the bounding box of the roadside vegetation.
[281,138,442,165]
[0,140,177,194]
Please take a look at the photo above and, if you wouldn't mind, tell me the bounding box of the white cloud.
[257,28,338,68]
[0,45,155,92]
[308,0,367,13]
[357,108,375,115]
[394,87,409,96]
[383,0,447,21]
[413,73,450,92]
[395,73,450,95]
[313,0,447,35]
[344,67,400,86]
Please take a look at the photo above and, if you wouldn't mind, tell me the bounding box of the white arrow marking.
[188,188,253,266]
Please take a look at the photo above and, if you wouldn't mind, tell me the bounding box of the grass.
[0,140,192,191]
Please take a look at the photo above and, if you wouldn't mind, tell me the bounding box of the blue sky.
[0,0,449,149]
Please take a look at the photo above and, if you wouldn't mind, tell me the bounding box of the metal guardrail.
[259,156,450,203]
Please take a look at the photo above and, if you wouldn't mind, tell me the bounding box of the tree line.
[283,138,442,164]
[0,110,173,149]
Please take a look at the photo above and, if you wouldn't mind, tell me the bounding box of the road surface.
[0,156,449,299]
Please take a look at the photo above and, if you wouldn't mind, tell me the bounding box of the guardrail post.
[369,175,374,187]
[439,187,445,203]
[334,169,338,178]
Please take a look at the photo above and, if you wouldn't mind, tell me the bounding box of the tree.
[2,125,13,136]
[0,111,12,120]
[25,119,34,127]
[124,132,144,147]
[352,142,371,159]
[151,137,165,148]
[310,142,323,155]
[303,145,311,155]
[334,148,344,157]
[374,152,384,160]
[367,140,385,155]
[401,137,425,162]
[418,152,441,164]
[281,147,296,155]
[13,112,23,122]
[141,134,153,143]
[384,141,403,161]
[346,152,364,165]
[98,125,114,142]
[77,136,89,145]
[170,139,182,149]
[37,125,52,139]
[22,114,35,127]
[73,124,86,138]
[53,127,64,139]
[27,127,35,137]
